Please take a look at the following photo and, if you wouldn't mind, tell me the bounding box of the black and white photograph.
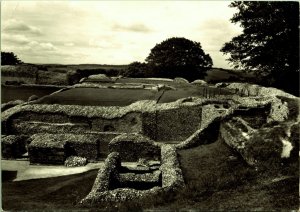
[1,1,299,211]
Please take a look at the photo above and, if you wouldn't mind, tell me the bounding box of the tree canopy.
[1,52,23,65]
[121,61,149,78]
[221,1,299,95]
[145,37,213,81]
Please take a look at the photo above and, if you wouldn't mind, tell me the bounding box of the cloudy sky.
[1,1,242,68]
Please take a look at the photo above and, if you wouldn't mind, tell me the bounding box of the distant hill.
[205,68,256,84]
[1,64,256,86]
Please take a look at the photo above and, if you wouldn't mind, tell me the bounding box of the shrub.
[64,156,87,167]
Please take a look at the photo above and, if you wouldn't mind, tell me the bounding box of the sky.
[1,1,242,68]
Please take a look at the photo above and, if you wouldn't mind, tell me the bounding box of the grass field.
[33,85,234,106]
[35,87,163,106]
[1,85,63,103]
[205,68,255,83]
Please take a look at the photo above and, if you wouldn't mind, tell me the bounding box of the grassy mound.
[158,138,298,211]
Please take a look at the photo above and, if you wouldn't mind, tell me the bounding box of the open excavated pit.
[80,143,184,205]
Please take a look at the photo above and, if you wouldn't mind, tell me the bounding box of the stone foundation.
[80,144,184,205]
[109,134,161,161]
[28,134,101,164]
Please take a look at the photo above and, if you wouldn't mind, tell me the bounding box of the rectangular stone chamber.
[27,133,118,164]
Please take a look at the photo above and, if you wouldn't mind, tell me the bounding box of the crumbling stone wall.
[220,117,299,169]
[155,105,202,141]
[2,135,28,158]
[7,111,142,135]
[80,144,185,205]
[200,104,227,129]
[28,133,101,164]
[109,134,161,161]
[160,145,185,190]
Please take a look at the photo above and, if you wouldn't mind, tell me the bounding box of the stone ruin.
[1,79,299,205]
[80,135,184,204]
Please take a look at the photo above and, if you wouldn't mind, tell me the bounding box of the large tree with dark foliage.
[221,1,299,95]
[146,37,213,81]
[122,61,149,78]
[1,52,23,65]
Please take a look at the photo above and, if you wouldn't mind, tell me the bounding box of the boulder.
[28,95,39,102]
[86,74,112,82]
[220,117,298,169]
[191,79,207,86]
[64,156,87,167]
[174,77,189,84]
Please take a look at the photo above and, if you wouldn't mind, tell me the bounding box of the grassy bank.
[156,138,299,211]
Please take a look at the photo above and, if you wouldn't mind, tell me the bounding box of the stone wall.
[109,134,161,161]
[2,135,28,159]
[8,111,142,135]
[80,144,184,205]
[220,117,299,169]
[155,105,202,141]
[28,134,102,164]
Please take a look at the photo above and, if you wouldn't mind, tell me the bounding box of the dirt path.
[1,159,103,181]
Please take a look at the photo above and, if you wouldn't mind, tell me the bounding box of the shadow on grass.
[2,169,98,211]
[2,170,18,182]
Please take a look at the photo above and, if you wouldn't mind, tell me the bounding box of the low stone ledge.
[81,187,163,204]
[160,145,185,190]
[119,170,161,184]
[90,152,121,193]
[1,100,25,112]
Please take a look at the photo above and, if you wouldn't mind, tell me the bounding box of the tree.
[122,61,149,78]
[146,37,213,81]
[1,52,23,65]
[221,1,299,95]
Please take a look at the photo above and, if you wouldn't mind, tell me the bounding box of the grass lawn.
[35,87,162,106]
[1,85,62,103]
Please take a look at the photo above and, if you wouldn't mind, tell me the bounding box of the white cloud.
[1,1,242,67]
[113,23,152,33]
[3,19,42,35]
[64,42,74,47]
[1,33,30,45]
